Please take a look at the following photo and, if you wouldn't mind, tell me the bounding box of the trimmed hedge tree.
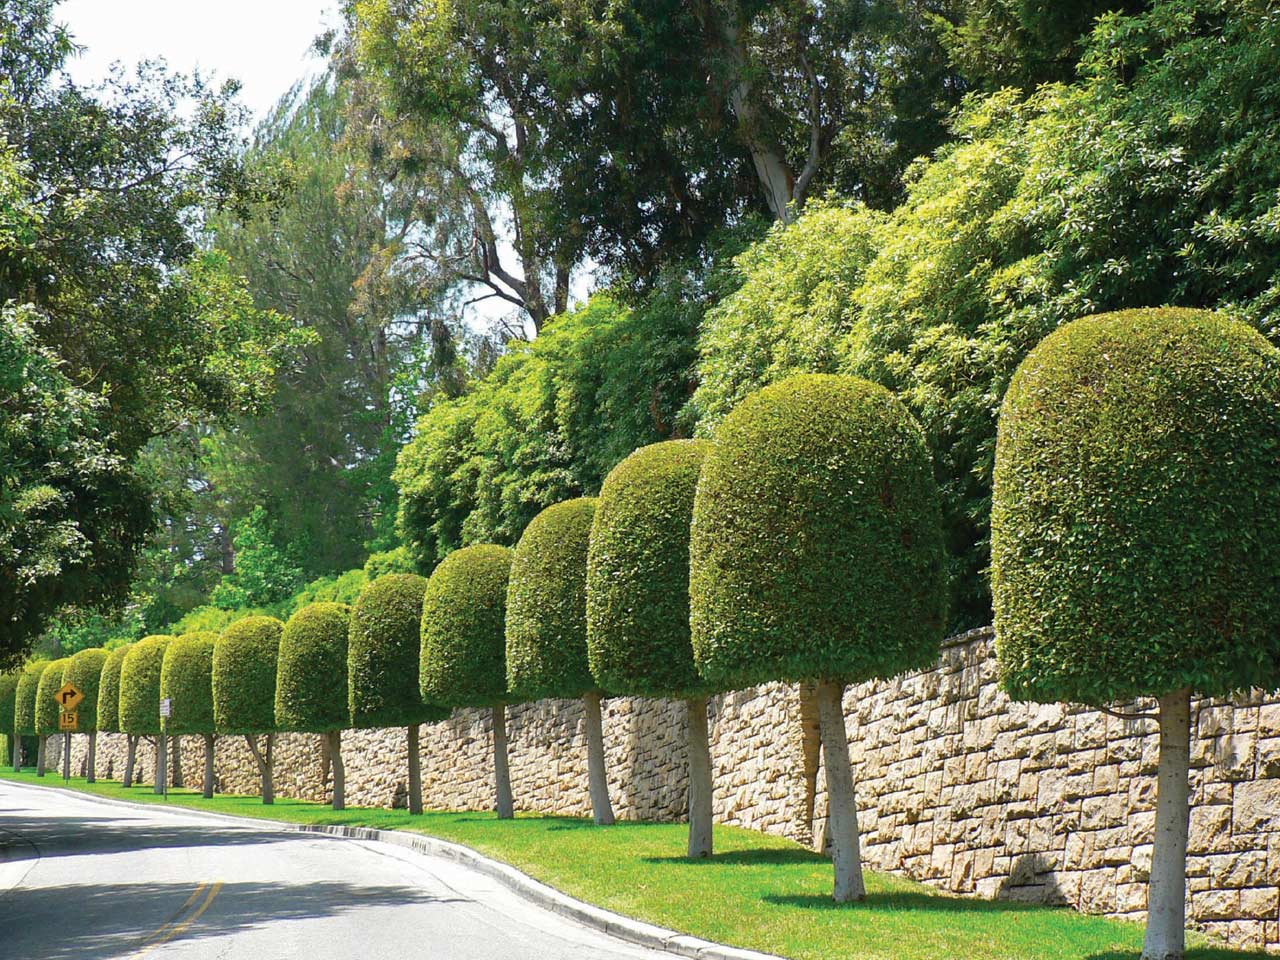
[506,498,615,825]
[691,374,946,901]
[587,440,716,856]
[420,545,515,818]
[349,574,446,815]
[0,671,17,768]
[35,657,70,777]
[992,308,1280,960]
[97,645,132,782]
[64,648,108,782]
[277,603,351,810]
[13,659,47,773]
[121,637,173,793]
[213,616,282,804]
[162,633,219,799]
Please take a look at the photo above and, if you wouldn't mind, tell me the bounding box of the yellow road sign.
[55,682,84,711]
[58,711,78,731]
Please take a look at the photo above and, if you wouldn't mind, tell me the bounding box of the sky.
[56,0,338,121]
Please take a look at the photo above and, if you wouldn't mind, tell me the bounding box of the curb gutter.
[1,778,784,960]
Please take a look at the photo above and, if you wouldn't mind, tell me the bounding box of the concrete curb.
[1,778,785,960]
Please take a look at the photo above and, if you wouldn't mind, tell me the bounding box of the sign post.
[53,683,83,783]
[159,699,172,801]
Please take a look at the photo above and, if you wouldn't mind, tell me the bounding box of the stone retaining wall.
[50,627,1280,952]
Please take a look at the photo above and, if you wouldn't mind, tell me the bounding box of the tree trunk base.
[327,729,345,811]
[686,696,713,858]
[407,724,422,816]
[815,680,866,902]
[494,704,513,820]
[1142,688,1192,960]
[583,692,615,825]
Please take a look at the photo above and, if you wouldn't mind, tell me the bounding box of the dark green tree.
[34,657,69,777]
[212,616,282,803]
[0,671,17,767]
[12,659,47,773]
[96,645,133,783]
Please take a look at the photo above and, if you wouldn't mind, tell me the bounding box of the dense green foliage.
[212,616,282,735]
[119,637,173,736]
[586,441,712,698]
[96,646,130,733]
[209,507,305,610]
[504,500,597,701]
[993,309,1280,704]
[0,671,17,739]
[12,659,46,736]
[63,648,109,733]
[690,375,947,688]
[419,546,513,709]
[348,574,445,728]
[33,656,69,736]
[276,603,351,733]
[160,633,218,736]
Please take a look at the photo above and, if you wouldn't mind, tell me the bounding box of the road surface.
[0,780,672,959]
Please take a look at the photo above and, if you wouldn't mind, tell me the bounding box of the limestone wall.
[52,627,1280,953]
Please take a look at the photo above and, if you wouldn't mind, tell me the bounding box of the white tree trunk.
[202,734,216,799]
[122,735,137,787]
[494,705,514,820]
[36,735,46,777]
[170,735,183,788]
[327,729,345,811]
[12,735,20,772]
[153,734,167,795]
[1142,688,1192,960]
[86,732,97,783]
[245,734,274,804]
[815,680,866,902]
[686,696,714,858]
[407,724,423,816]
[583,692,615,825]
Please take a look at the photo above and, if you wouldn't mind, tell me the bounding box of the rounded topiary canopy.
[0,671,18,739]
[213,616,282,736]
[349,574,446,728]
[64,648,109,734]
[97,646,130,733]
[277,602,351,732]
[120,637,173,735]
[421,545,512,708]
[34,657,71,736]
[690,374,947,689]
[13,659,47,736]
[505,498,598,701]
[587,440,713,699]
[161,633,217,736]
[993,308,1280,704]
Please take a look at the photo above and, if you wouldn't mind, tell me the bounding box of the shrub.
[13,659,47,736]
[119,637,173,735]
[161,633,217,736]
[363,547,416,579]
[277,603,351,732]
[96,645,130,733]
[34,657,70,736]
[348,574,445,728]
[505,498,597,701]
[587,440,713,699]
[212,617,282,735]
[64,647,109,732]
[0,671,17,740]
[420,545,512,708]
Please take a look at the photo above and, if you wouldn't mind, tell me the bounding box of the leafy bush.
[420,545,513,708]
[284,569,370,616]
[161,633,218,736]
[119,637,173,736]
[0,671,17,739]
[276,603,351,732]
[363,547,416,579]
[96,646,130,733]
[13,659,47,736]
[63,648,109,733]
[169,604,273,637]
[690,375,947,689]
[993,308,1280,703]
[349,574,445,727]
[210,507,305,610]
[34,657,70,736]
[505,499,597,701]
[212,616,282,735]
[587,440,713,698]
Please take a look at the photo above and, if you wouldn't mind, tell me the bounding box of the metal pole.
[63,732,70,783]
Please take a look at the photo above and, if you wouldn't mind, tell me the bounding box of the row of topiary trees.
[3,307,1274,960]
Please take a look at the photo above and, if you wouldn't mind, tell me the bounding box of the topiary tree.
[64,648,108,782]
[277,603,351,810]
[213,616,282,803]
[420,545,515,818]
[690,374,946,901]
[991,308,1280,960]
[506,498,615,825]
[97,645,133,783]
[13,659,47,773]
[349,574,447,815]
[120,636,173,793]
[0,671,17,768]
[587,440,718,856]
[162,633,219,799]
[35,658,70,777]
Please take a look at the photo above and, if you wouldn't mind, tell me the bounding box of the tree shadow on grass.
[761,891,1056,913]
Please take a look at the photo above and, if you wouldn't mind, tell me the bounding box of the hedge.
[161,633,218,736]
[420,545,513,708]
[349,574,446,728]
[63,648,109,733]
[13,659,46,736]
[690,374,948,688]
[277,603,351,732]
[505,499,598,701]
[96,645,130,733]
[587,440,713,698]
[119,637,173,735]
[992,308,1280,704]
[212,616,282,736]
[0,671,17,739]
[34,657,70,736]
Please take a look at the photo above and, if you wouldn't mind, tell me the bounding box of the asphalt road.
[0,781,671,960]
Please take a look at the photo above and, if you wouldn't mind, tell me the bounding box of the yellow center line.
[133,880,223,958]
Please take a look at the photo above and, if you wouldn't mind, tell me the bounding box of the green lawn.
[0,769,1262,960]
